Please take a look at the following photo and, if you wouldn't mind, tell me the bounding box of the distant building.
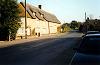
[17,2,61,37]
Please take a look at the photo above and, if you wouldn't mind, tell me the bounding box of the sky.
[18,0,100,23]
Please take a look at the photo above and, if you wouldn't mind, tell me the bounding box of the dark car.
[86,31,100,34]
[82,31,100,38]
[69,34,100,65]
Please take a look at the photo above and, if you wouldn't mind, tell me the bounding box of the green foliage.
[61,23,71,33]
[79,24,83,32]
[57,26,61,33]
[0,0,21,40]
[70,20,78,29]
[82,19,100,32]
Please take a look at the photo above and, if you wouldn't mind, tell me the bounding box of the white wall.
[49,22,57,33]
[17,17,36,36]
[17,17,61,36]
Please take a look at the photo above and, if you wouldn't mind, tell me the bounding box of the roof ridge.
[19,2,61,24]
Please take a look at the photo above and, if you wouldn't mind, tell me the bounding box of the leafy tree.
[70,20,78,29]
[79,24,83,32]
[61,23,71,32]
[0,0,21,40]
[77,22,82,28]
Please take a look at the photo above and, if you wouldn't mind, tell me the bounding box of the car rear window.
[79,36,100,54]
[90,38,100,40]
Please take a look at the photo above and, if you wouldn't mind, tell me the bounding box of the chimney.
[38,5,42,9]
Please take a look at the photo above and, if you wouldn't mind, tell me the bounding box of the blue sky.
[18,0,100,23]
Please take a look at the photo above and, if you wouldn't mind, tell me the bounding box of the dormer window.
[33,12,35,16]
[41,14,43,17]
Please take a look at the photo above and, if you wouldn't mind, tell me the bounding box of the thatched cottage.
[17,2,61,37]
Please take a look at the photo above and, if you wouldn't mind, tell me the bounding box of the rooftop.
[18,2,61,24]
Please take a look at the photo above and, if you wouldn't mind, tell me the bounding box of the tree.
[0,0,21,40]
[79,24,83,32]
[70,20,78,29]
[61,23,71,32]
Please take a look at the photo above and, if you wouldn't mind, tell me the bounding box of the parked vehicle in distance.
[82,31,100,38]
[69,34,100,65]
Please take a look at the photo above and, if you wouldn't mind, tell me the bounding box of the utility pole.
[8,29,11,41]
[85,12,86,22]
[84,12,87,33]
[25,0,27,39]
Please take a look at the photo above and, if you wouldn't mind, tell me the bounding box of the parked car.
[82,31,100,38]
[69,34,100,65]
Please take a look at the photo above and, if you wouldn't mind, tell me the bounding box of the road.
[0,31,82,65]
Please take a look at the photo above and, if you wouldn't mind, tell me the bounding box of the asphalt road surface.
[0,31,82,65]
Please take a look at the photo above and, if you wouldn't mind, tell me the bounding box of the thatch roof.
[19,2,61,24]
[18,2,36,19]
[39,10,61,23]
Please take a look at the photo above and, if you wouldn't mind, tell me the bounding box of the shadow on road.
[0,36,81,65]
